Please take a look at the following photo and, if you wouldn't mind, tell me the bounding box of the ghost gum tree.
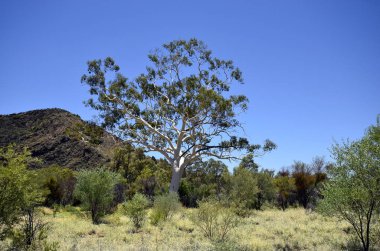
[81,39,275,192]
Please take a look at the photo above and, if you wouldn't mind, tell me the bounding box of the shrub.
[0,145,46,243]
[191,200,239,243]
[318,123,380,251]
[36,166,76,206]
[123,193,149,230]
[254,170,276,210]
[274,171,296,211]
[74,168,122,224]
[229,167,259,216]
[150,193,180,225]
[178,159,231,207]
[10,209,59,251]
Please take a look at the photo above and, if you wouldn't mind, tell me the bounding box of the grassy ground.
[31,206,351,251]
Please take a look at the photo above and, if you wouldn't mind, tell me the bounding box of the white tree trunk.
[169,157,185,193]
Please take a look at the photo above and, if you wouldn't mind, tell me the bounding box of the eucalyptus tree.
[81,39,275,192]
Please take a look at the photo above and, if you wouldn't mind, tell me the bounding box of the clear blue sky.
[0,0,379,171]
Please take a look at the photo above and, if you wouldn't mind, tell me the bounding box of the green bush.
[74,168,122,224]
[150,193,180,225]
[178,159,230,207]
[0,146,46,241]
[191,200,239,243]
[123,193,149,230]
[10,209,59,251]
[254,170,276,210]
[318,122,380,251]
[35,166,76,206]
[0,145,58,250]
[229,167,259,216]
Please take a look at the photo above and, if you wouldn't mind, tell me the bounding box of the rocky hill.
[0,108,121,169]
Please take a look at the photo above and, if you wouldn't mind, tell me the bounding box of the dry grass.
[231,208,349,250]
[8,206,351,250]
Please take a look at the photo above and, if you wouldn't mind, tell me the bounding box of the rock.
[0,108,121,169]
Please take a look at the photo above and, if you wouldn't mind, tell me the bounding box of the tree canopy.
[82,38,275,192]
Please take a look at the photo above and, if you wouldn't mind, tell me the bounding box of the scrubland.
[39,207,350,251]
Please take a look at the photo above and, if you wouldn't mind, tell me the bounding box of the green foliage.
[81,38,275,193]
[238,153,259,173]
[123,193,149,230]
[255,170,276,210]
[9,209,59,251]
[65,121,104,145]
[150,193,181,225]
[35,166,76,206]
[273,157,328,211]
[191,200,239,243]
[0,145,45,241]
[74,168,122,224]
[179,159,230,207]
[229,166,259,216]
[274,170,296,211]
[0,146,57,250]
[231,155,277,212]
[111,145,170,198]
[318,121,380,251]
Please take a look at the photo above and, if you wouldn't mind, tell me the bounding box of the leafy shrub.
[229,167,259,216]
[123,193,149,230]
[36,166,76,206]
[10,209,59,251]
[178,179,198,207]
[111,146,171,199]
[274,171,296,211]
[179,159,230,207]
[0,145,59,250]
[74,168,122,224]
[254,170,276,210]
[0,145,46,241]
[150,193,180,225]
[191,200,239,243]
[318,124,380,251]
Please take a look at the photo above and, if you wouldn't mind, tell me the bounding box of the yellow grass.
[0,206,351,250]
[31,206,351,251]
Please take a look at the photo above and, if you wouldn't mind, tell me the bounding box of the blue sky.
[0,0,379,171]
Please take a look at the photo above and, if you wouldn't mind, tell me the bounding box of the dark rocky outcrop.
[0,108,121,169]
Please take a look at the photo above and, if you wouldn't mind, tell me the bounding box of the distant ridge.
[0,108,120,169]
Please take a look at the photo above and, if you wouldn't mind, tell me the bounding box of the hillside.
[0,108,120,169]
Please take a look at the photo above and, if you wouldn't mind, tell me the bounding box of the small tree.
[123,193,149,230]
[291,161,315,208]
[81,38,275,193]
[150,193,181,225]
[36,166,76,206]
[229,166,259,216]
[191,199,239,243]
[74,168,122,224]
[179,159,230,207]
[318,121,380,251]
[111,145,171,198]
[274,170,296,211]
[0,145,48,248]
[255,170,276,210]
[235,153,277,210]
